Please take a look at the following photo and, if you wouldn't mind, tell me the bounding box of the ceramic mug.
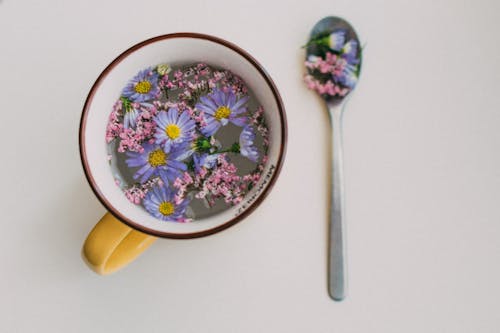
[79,33,287,275]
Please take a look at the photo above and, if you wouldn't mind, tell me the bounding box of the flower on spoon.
[336,39,360,89]
[304,30,361,96]
[341,40,359,64]
[305,30,346,51]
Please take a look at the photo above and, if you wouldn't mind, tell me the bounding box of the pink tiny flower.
[183,172,193,184]
[174,195,184,205]
[173,177,183,188]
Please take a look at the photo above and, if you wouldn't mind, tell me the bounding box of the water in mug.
[105,63,270,222]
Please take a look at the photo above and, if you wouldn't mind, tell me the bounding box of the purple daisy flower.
[239,126,259,162]
[154,108,196,150]
[123,108,139,129]
[193,153,219,173]
[328,30,346,51]
[196,89,248,136]
[341,39,359,64]
[123,102,153,129]
[335,39,360,89]
[143,185,190,222]
[336,63,358,89]
[122,68,160,103]
[125,143,187,185]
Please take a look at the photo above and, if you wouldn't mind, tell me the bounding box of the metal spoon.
[305,16,362,301]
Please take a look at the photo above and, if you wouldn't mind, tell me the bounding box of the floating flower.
[194,154,246,206]
[123,178,162,205]
[154,108,196,149]
[122,68,160,103]
[239,126,259,162]
[125,143,187,185]
[123,108,139,129]
[143,185,190,222]
[156,64,171,76]
[121,100,155,129]
[196,89,248,136]
[193,153,219,173]
[119,97,140,129]
[193,136,213,153]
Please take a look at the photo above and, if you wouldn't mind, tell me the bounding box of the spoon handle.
[327,102,347,301]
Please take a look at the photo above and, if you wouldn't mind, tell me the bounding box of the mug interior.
[80,33,286,237]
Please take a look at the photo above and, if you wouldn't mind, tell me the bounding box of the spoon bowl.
[306,16,362,105]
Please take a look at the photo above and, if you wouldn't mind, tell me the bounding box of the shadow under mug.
[79,33,287,275]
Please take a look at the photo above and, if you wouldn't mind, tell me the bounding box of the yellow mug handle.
[82,213,157,275]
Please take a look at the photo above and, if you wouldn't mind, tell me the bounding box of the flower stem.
[120,96,133,113]
[302,35,329,48]
[216,142,240,154]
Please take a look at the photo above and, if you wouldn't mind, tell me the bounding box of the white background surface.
[1,0,499,332]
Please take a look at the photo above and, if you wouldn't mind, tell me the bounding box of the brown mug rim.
[79,32,287,239]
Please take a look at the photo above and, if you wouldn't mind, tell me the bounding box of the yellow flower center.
[148,149,167,167]
[134,80,152,94]
[158,201,174,216]
[165,124,181,139]
[214,106,231,121]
